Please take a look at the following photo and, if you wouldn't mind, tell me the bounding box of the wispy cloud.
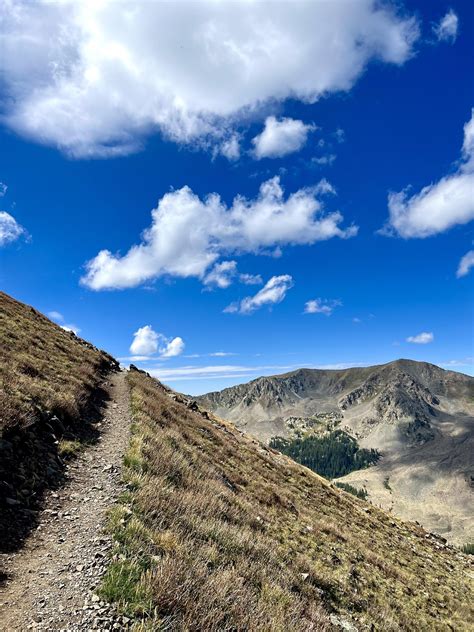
[406,332,434,344]
[48,311,64,322]
[456,250,474,278]
[145,361,368,383]
[304,298,342,315]
[224,275,294,314]
[433,9,459,44]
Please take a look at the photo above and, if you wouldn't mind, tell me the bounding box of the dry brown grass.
[101,370,473,631]
[0,291,118,552]
[0,291,116,433]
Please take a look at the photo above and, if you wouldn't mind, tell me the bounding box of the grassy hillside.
[101,369,473,631]
[0,291,116,432]
[0,291,118,549]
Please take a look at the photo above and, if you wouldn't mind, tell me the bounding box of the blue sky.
[0,0,473,394]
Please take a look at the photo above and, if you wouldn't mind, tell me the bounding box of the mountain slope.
[100,367,473,630]
[0,294,472,629]
[0,291,118,550]
[196,360,474,543]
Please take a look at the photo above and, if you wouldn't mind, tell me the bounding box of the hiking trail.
[0,370,130,631]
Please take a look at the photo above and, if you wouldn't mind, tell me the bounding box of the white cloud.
[382,109,474,238]
[130,325,185,358]
[0,1,418,158]
[209,351,236,357]
[118,355,152,362]
[441,357,474,368]
[161,336,185,358]
[239,272,263,285]
[225,274,293,314]
[49,310,80,334]
[48,311,64,322]
[304,298,341,315]
[433,10,459,43]
[0,212,25,246]
[219,135,240,161]
[0,183,7,197]
[82,176,356,290]
[61,324,81,335]
[457,250,474,278]
[130,325,159,356]
[252,117,315,159]
[204,261,237,289]
[406,332,434,344]
[311,154,337,167]
[204,261,263,289]
[146,361,368,384]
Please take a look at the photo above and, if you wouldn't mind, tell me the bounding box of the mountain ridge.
[196,359,474,544]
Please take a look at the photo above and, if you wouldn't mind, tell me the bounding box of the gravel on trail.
[0,371,131,631]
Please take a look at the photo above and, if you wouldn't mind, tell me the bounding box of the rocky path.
[0,371,130,631]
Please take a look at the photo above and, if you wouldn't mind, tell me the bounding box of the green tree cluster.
[270,430,379,479]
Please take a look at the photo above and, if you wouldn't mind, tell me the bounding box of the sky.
[0,0,473,395]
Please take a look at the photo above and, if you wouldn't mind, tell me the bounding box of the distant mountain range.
[196,359,474,544]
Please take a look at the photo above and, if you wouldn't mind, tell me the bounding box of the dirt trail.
[0,371,130,631]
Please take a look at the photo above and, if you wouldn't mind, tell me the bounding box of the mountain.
[0,292,472,630]
[196,360,474,544]
[108,367,472,630]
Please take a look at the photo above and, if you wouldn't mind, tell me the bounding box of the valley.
[0,292,472,630]
[197,361,474,544]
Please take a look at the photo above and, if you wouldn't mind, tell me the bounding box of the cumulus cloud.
[161,336,185,358]
[433,10,459,43]
[130,325,159,356]
[304,298,341,315]
[406,332,434,344]
[130,325,185,358]
[0,183,7,197]
[224,274,293,314]
[457,250,474,278]
[382,109,474,238]
[0,1,418,158]
[82,176,356,290]
[252,117,315,159]
[0,212,25,246]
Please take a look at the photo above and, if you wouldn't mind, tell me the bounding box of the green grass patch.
[98,559,154,616]
[58,439,84,458]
